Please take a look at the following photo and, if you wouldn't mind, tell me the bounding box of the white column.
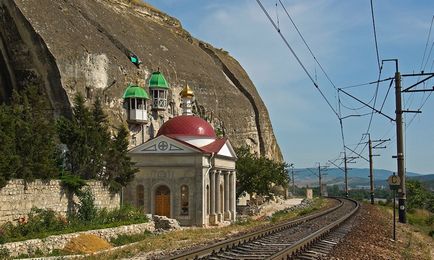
[215,170,222,222]
[224,171,231,220]
[230,171,236,221]
[209,170,216,224]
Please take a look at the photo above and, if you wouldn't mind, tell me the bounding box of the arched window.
[180,185,189,216]
[136,184,144,208]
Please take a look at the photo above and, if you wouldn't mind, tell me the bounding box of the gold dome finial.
[180,84,194,98]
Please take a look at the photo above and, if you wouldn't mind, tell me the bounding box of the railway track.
[164,197,359,260]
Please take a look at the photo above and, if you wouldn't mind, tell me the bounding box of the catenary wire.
[419,16,434,72]
[339,76,394,90]
[256,0,340,119]
[406,16,434,115]
[278,0,337,91]
[379,78,394,112]
[370,0,381,70]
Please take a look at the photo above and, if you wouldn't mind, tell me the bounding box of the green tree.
[57,94,110,180]
[407,180,434,212]
[235,147,290,198]
[58,94,90,177]
[57,94,136,191]
[12,87,59,180]
[0,104,18,187]
[89,98,110,179]
[0,86,59,187]
[105,125,138,192]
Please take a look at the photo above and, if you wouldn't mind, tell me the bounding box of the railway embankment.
[328,203,433,260]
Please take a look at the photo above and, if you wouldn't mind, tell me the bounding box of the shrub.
[0,246,9,259]
[76,188,97,222]
[0,208,67,243]
[0,205,148,244]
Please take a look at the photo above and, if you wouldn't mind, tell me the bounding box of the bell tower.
[122,84,149,123]
[149,71,169,111]
[180,84,194,116]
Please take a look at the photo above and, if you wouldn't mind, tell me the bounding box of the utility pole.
[344,155,348,198]
[395,66,406,223]
[306,165,326,197]
[383,59,406,223]
[340,57,434,223]
[368,138,374,204]
[364,134,390,205]
[318,163,322,197]
[291,165,295,195]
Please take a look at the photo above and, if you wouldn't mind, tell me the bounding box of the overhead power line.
[278,0,337,90]
[256,0,340,119]
[339,76,394,90]
[406,16,434,118]
[420,16,434,72]
[370,0,381,71]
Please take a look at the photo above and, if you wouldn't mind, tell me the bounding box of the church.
[122,71,237,226]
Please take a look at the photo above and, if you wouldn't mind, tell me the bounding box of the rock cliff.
[0,0,282,160]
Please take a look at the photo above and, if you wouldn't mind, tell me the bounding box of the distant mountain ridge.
[293,168,432,188]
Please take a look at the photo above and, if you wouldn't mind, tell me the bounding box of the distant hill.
[293,168,430,188]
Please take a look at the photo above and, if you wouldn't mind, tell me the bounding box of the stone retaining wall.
[0,179,120,224]
[0,222,155,257]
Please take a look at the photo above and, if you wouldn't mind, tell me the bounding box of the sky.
[145,0,434,175]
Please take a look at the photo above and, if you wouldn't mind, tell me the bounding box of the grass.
[375,204,433,259]
[0,205,148,244]
[407,208,434,238]
[270,198,326,223]
[87,198,331,259]
[110,231,153,246]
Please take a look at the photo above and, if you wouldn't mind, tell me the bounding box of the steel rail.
[269,198,359,259]
[164,198,344,260]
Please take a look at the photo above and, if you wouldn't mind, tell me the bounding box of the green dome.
[123,85,149,99]
[149,71,169,89]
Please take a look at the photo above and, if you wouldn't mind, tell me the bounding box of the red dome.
[157,115,216,138]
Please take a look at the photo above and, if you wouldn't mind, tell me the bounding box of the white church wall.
[214,157,236,169]
[125,154,204,226]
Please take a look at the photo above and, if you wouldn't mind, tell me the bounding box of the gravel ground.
[327,203,433,260]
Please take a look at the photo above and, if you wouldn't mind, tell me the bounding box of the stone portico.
[124,131,237,226]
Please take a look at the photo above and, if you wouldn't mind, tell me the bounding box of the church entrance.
[155,185,170,217]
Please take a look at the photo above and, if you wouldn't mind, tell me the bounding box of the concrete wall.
[0,179,120,224]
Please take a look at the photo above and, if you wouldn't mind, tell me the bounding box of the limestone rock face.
[0,0,282,160]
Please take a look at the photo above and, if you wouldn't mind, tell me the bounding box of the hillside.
[294,168,429,188]
[0,0,282,160]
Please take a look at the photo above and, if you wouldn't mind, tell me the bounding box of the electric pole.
[318,163,322,197]
[395,68,406,223]
[307,165,326,197]
[363,134,390,205]
[368,138,374,204]
[291,165,295,195]
[344,155,348,198]
[384,59,406,223]
[340,57,434,223]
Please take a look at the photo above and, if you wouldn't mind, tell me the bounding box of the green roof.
[149,71,169,89]
[123,85,149,99]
